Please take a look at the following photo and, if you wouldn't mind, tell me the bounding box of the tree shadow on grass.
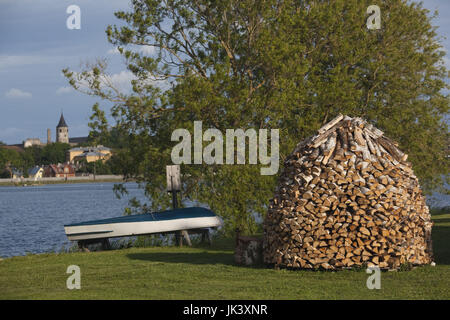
[191,240,235,252]
[431,225,450,265]
[127,251,233,266]
[126,251,267,269]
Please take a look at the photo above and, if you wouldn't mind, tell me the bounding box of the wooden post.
[171,176,178,209]
[170,176,184,247]
[167,165,191,247]
[101,238,111,250]
[201,229,212,246]
[182,230,192,246]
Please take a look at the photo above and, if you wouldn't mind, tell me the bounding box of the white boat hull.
[65,216,223,241]
[64,207,223,241]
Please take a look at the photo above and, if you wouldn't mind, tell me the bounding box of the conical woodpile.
[263,115,433,270]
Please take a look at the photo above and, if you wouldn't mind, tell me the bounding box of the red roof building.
[44,163,75,178]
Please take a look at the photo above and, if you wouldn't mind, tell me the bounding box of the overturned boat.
[64,207,223,241]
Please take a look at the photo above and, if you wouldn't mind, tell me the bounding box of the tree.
[0,148,23,178]
[76,158,113,175]
[40,142,71,165]
[22,145,43,167]
[63,0,449,235]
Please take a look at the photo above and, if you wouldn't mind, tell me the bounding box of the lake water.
[0,183,148,258]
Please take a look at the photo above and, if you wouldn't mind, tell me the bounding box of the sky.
[0,0,449,145]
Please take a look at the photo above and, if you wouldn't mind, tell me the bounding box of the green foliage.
[20,143,71,166]
[80,159,111,175]
[22,146,42,167]
[0,148,24,178]
[75,156,123,175]
[63,0,449,235]
[40,143,71,165]
[88,103,109,145]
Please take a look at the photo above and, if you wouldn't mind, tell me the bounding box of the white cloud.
[74,70,136,93]
[107,45,156,56]
[5,88,32,99]
[109,70,137,90]
[56,86,73,95]
[139,46,156,55]
[107,47,120,55]
[0,55,54,69]
[72,68,168,95]
[109,70,169,92]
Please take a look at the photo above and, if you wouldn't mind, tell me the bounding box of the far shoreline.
[0,175,135,187]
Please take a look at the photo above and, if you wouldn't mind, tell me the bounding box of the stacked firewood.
[263,115,433,270]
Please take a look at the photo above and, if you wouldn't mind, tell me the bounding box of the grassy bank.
[0,213,448,299]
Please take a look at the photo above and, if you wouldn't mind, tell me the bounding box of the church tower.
[56,113,69,143]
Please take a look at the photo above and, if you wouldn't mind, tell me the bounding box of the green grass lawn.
[0,213,449,299]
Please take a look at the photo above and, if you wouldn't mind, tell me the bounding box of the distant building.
[47,128,52,144]
[68,136,89,146]
[28,166,44,180]
[56,113,69,144]
[24,138,43,148]
[11,169,23,179]
[54,114,90,146]
[13,114,89,149]
[44,163,75,178]
[67,145,112,163]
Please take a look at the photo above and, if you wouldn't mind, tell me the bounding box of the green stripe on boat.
[66,230,114,236]
[64,207,217,227]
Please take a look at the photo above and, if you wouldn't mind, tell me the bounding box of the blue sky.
[0,0,449,144]
[0,0,130,144]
